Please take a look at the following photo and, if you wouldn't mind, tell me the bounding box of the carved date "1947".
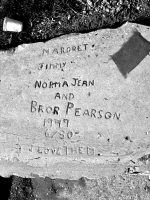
[43,118,69,128]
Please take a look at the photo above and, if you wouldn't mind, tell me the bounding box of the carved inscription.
[38,62,66,71]
[31,101,60,115]
[44,129,79,140]
[1,23,150,178]
[43,43,88,55]
[34,78,95,89]
[66,102,121,120]
[30,101,121,121]
[54,93,74,100]
[35,146,96,156]
[43,118,69,128]
[25,40,124,163]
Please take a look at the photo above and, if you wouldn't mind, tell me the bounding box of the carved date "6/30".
[45,129,79,140]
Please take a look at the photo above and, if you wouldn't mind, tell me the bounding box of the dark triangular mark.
[111,31,150,78]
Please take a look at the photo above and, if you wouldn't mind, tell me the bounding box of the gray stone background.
[1,0,150,199]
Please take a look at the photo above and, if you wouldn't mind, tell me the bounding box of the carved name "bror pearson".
[30,101,121,121]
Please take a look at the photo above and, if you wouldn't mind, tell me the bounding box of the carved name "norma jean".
[34,78,95,89]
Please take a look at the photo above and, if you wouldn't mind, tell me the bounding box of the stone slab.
[0,22,150,179]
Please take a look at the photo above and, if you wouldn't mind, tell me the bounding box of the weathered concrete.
[1,22,150,179]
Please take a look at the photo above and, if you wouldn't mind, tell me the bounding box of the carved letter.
[87,147,95,156]
[38,63,44,70]
[91,109,96,118]
[66,102,74,115]
[114,112,121,120]
[53,106,59,115]
[98,110,103,118]
[105,112,112,119]
[89,80,94,86]
[52,48,59,54]
[69,93,74,100]
[83,109,89,117]
[54,93,60,99]
[43,49,49,55]
[31,101,37,113]
[35,80,41,88]
[75,108,81,116]
[83,44,88,50]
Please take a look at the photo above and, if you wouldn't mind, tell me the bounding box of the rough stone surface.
[1,22,150,180]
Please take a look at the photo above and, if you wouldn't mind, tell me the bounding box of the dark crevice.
[133,18,150,27]
[0,21,127,50]
[0,17,149,51]
[0,0,150,49]
[0,176,13,200]
[73,21,126,34]
[9,176,34,200]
